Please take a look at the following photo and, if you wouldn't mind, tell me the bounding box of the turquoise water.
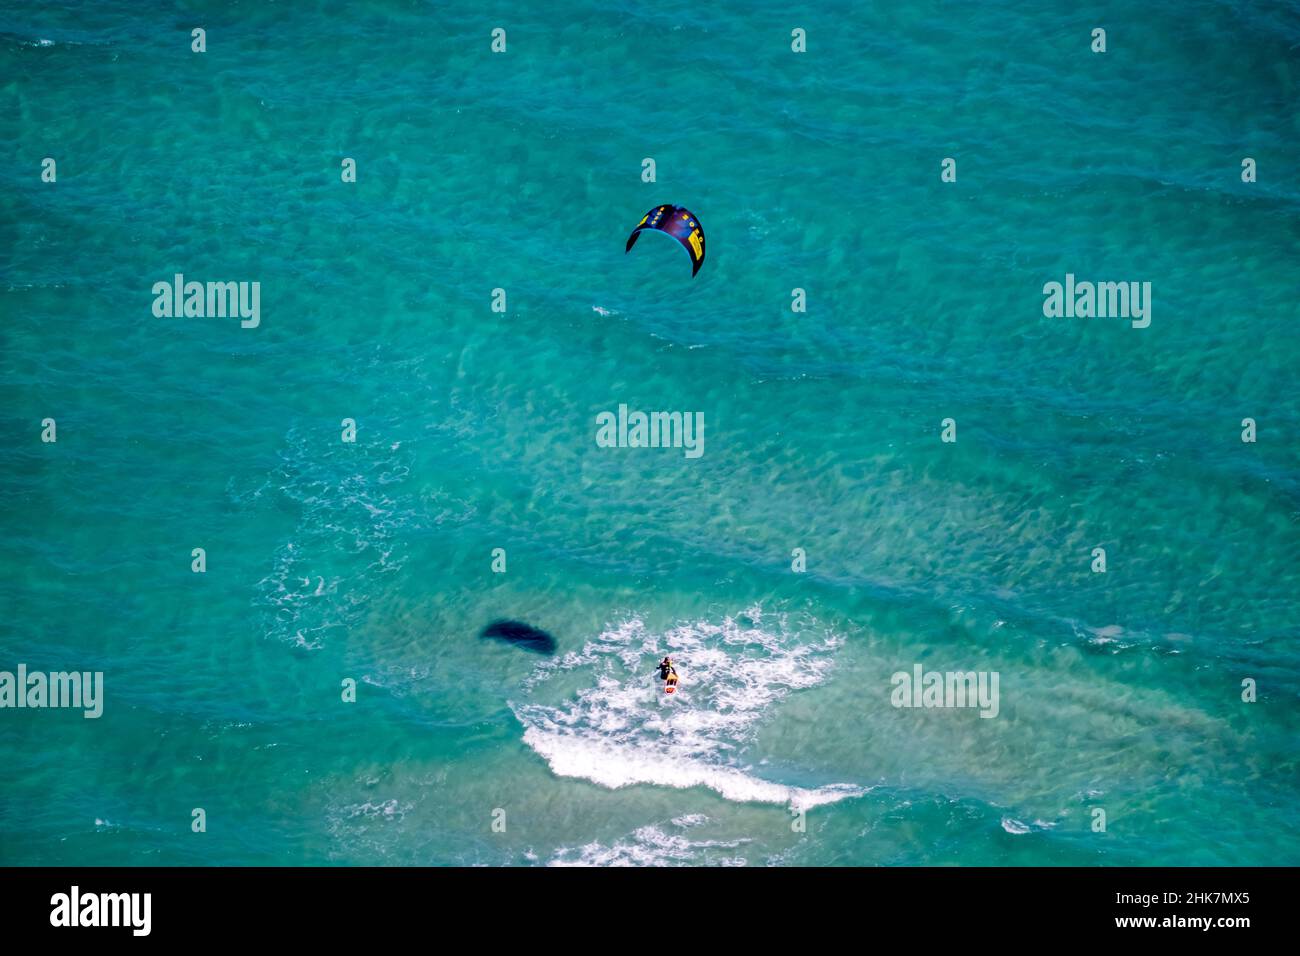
[2,0,1298,865]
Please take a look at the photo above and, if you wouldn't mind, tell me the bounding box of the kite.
[625,204,706,277]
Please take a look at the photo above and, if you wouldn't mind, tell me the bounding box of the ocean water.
[1,0,1298,866]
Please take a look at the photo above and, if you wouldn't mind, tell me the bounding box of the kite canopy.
[625,204,706,277]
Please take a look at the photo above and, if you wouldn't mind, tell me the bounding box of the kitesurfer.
[656,656,676,681]
[655,656,680,694]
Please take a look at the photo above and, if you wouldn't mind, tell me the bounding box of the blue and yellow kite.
[625,204,706,277]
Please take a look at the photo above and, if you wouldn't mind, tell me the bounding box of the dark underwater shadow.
[480,619,557,655]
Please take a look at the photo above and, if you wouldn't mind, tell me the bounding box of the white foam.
[1000,816,1057,835]
[252,429,420,649]
[347,799,407,820]
[548,825,750,867]
[672,813,709,828]
[515,608,865,809]
[523,726,861,809]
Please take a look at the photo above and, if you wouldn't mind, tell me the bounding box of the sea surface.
[2,0,1298,865]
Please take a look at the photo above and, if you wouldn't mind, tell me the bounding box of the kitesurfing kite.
[625,204,706,277]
